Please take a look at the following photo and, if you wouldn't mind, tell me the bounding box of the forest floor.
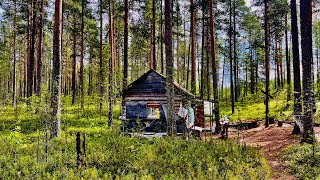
[233,123,299,180]
[205,123,320,179]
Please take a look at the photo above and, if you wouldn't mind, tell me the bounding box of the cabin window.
[147,107,160,118]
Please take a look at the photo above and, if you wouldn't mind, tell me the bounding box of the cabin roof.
[123,69,195,97]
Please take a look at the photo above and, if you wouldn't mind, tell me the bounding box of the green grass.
[220,88,320,123]
[1,87,319,179]
[0,96,271,179]
[282,143,320,179]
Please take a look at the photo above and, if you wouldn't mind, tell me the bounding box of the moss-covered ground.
[0,96,271,179]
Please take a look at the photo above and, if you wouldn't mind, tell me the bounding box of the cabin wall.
[122,92,184,114]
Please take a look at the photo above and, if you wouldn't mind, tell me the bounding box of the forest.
[0,0,320,179]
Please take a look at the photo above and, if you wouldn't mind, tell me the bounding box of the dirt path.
[225,123,301,179]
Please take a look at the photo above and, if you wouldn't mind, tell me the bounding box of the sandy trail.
[205,123,302,179]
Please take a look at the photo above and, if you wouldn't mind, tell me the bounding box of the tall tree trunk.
[108,0,114,127]
[245,60,248,97]
[13,0,17,108]
[24,40,27,98]
[233,0,238,102]
[183,17,186,87]
[280,44,284,88]
[28,0,36,98]
[176,2,180,84]
[229,0,234,114]
[19,46,23,98]
[276,41,281,89]
[190,0,196,95]
[221,55,226,100]
[291,0,302,134]
[264,0,270,127]
[300,0,315,143]
[250,42,254,94]
[209,0,220,133]
[255,48,259,93]
[160,0,164,74]
[206,36,210,100]
[200,1,205,99]
[36,0,44,96]
[152,0,157,70]
[279,41,284,88]
[187,43,190,91]
[317,47,320,93]
[88,52,92,96]
[285,14,291,104]
[80,0,85,109]
[165,0,175,135]
[99,0,104,116]
[72,13,77,105]
[65,47,69,96]
[51,0,62,138]
[274,41,277,89]
[123,0,129,89]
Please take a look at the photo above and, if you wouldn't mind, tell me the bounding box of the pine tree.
[300,0,315,143]
[165,0,175,135]
[51,0,63,138]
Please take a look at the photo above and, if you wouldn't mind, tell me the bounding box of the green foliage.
[282,143,320,179]
[0,98,271,179]
[0,129,271,179]
[220,86,293,121]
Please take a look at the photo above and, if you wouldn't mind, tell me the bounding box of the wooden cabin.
[122,69,194,111]
[120,69,207,133]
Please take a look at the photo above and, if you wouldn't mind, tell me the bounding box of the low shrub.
[282,143,320,179]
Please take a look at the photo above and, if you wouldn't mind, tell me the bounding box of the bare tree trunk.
[279,41,284,88]
[160,0,164,74]
[123,0,129,89]
[200,1,205,99]
[285,14,291,104]
[51,0,63,138]
[250,41,254,94]
[291,0,302,134]
[88,52,92,96]
[99,0,104,116]
[176,2,180,84]
[300,0,315,143]
[317,47,320,93]
[19,46,23,98]
[24,40,27,98]
[276,41,281,89]
[152,0,157,70]
[108,0,114,127]
[72,12,77,105]
[65,47,69,96]
[187,43,190,91]
[255,48,259,93]
[28,0,37,98]
[182,17,186,86]
[264,0,270,127]
[209,0,220,133]
[80,0,85,109]
[233,0,238,102]
[229,0,234,114]
[206,37,210,100]
[13,0,17,108]
[165,0,176,135]
[36,0,44,96]
[190,0,196,95]
[221,55,225,100]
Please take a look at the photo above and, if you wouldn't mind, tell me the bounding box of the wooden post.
[76,132,81,165]
[82,133,86,157]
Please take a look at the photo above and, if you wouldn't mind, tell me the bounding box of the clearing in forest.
[208,123,320,179]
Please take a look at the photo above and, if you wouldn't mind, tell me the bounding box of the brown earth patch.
[202,122,301,179]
